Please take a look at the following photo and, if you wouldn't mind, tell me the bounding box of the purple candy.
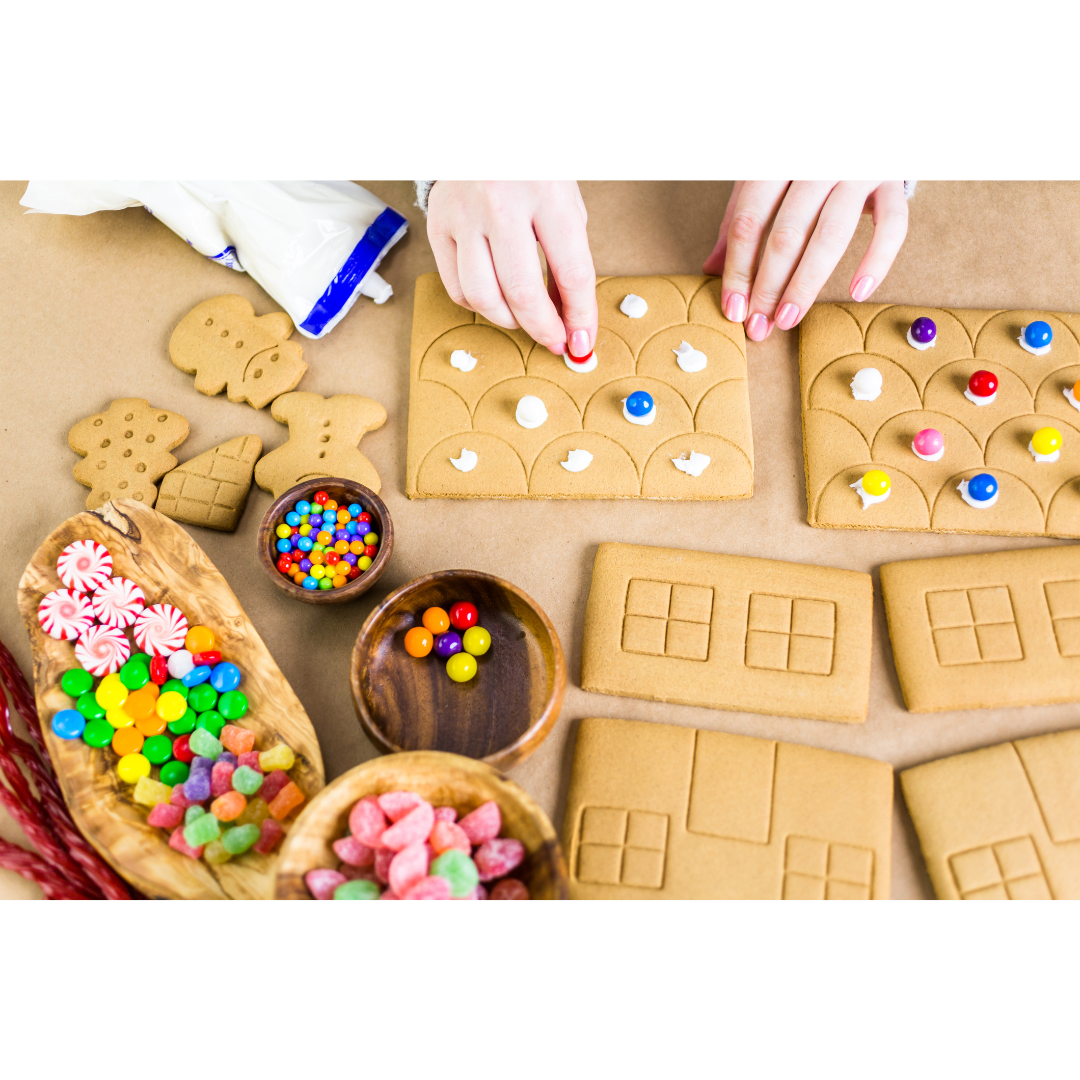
[910,316,936,344]
[342,552,358,566]
[216,751,238,767]
[434,631,463,658]
[355,520,371,537]
[183,770,211,802]
[190,755,214,773]
[299,557,313,572]
[334,529,349,543]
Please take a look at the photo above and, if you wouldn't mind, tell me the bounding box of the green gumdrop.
[185,805,206,825]
[184,814,220,848]
[231,765,263,796]
[188,684,218,713]
[334,880,381,900]
[61,668,93,697]
[195,710,224,738]
[161,679,189,699]
[217,691,248,721]
[119,659,150,690]
[203,839,232,865]
[168,708,197,735]
[189,727,222,758]
[82,718,114,748]
[76,692,105,721]
[431,849,480,898]
[221,824,260,855]
[160,760,190,786]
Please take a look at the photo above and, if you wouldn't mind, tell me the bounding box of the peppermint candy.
[74,624,131,676]
[90,576,146,629]
[37,589,95,641]
[134,603,189,656]
[56,540,113,594]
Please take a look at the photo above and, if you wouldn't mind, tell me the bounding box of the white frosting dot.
[450,448,477,472]
[620,294,648,319]
[450,350,477,372]
[515,395,548,429]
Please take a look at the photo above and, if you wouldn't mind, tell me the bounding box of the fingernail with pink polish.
[851,276,875,302]
[725,293,747,323]
[747,313,768,341]
[776,303,800,330]
[568,330,591,358]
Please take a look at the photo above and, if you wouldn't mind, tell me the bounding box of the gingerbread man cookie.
[169,295,307,410]
[68,398,190,511]
[254,392,386,498]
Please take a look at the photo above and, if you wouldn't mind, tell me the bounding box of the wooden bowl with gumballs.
[350,570,566,770]
[273,751,568,899]
[257,478,392,604]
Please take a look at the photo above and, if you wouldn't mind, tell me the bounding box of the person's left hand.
[703,181,909,341]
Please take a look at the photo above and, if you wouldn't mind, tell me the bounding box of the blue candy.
[52,709,86,740]
[210,662,242,693]
[182,665,212,687]
[276,538,291,553]
[296,500,312,516]
[625,391,654,417]
[302,577,319,590]
[968,473,998,502]
[297,536,314,552]
[345,521,359,534]
[348,503,362,517]
[1024,321,1052,349]
[285,511,302,527]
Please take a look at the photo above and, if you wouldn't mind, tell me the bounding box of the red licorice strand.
[0,642,45,752]
[0,837,96,900]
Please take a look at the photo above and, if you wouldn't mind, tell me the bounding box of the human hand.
[703,181,909,341]
[426,181,597,358]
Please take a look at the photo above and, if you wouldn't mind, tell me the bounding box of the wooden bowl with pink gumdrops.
[273,751,568,900]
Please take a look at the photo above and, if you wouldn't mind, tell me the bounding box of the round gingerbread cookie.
[90,576,146,629]
[74,624,131,676]
[56,540,113,593]
[133,603,189,656]
[37,588,96,641]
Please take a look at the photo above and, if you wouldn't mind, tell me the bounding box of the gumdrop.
[147,802,184,829]
[333,835,376,867]
[257,769,292,804]
[259,744,296,772]
[380,889,400,900]
[169,825,204,860]
[458,801,501,845]
[203,839,232,865]
[430,820,471,855]
[374,847,394,884]
[430,849,479,898]
[211,790,246,821]
[169,783,197,810]
[380,802,435,851]
[220,724,256,755]
[490,878,530,900]
[306,868,347,900]
[183,813,220,848]
[472,884,489,900]
[190,755,214,774]
[334,879,381,900]
[183,770,212,804]
[185,805,206,825]
[340,864,379,882]
[474,838,525,882]
[349,796,387,847]
[388,841,430,896]
[402,876,451,900]
[211,761,235,797]
[215,751,238,768]
[236,797,270,829]
[377,791,424,822]
[253,818,284,855]
[237,750,262,773]
[268,781,304,821]
[133,776,172,808]
[231,764,264,796]
[433,806,458,823]
[221,823,260,855]
[189,727,223,759]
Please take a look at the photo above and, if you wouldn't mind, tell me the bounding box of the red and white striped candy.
[37,589,95,641]
[74,624,131,676]
[90,576,146,629]
[133,603,189,656]
[56,540,113,594]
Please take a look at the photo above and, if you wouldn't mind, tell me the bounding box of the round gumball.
[1032,427,1062,456]
[423,607,450,634]
[862,470,891,496]
[446,653,478,683]
[449,602,478,631]
[404,627,433,657]
[434,631,463,658]
[968,370,997,398]
[462,626,492,656]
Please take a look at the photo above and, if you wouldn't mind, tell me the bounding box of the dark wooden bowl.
[274,751,568,899]
[351,570,566,769]
[257,478,393,604]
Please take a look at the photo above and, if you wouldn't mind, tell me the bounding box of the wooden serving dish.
[351,570,566,769]
[257,478,393,604]
[274,751,568,899]
[16,499,325,900]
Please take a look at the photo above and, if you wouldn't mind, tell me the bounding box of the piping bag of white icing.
[19,181,407,338]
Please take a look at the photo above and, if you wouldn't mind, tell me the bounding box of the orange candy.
[122,687,157,721]
[220,724,256,755]
[404,627,433,657]
[422,607,450,634]
[324,500,338,512]
[309,550,325,565]
[211,790,246,821]
[268,781,305,821]
[334,540,349,554]
[349,540,365,555]
[185,625,214,654]
[135,712,168,737]
[112,726,144,756]
[332,575,348,588]
[143,682,160,700]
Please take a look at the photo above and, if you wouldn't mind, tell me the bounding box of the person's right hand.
[426,181,598,358]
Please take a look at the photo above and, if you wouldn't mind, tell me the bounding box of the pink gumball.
[912,428,943,458]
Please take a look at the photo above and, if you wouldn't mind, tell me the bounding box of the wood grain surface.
[16,499,325,899]
[275,750,568,899]
[351,571,566,769]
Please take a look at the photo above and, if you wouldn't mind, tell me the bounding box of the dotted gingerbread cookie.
[169,295,307,410]
[254,392,386,498]
[68,398,190,511]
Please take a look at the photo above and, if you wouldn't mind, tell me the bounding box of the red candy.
[433,806,458,823]
[364,545,378,558]
[306,868,346,900]
[378,790,424,822]
[237,751,262,773]
[374,847,394,884]
[169,826,203,860]
[333,835,376,867]
[968,369,998,398]
[380,802,435,851]
[172,734,194,764]
[341,865,379,882]
[257,769,292,804]
[253,819,284,855]
[474,838,525,882]
[349,796,388,847]
[169,784,197,809]
[313,490,329,506]
[147,803,184,829]
[211,762,235,797]
[430,820,471,855]
[277,557,292,574]
[388,841,430,895]
[458,801,501,846]
[490,878,530,900]
[358,513,371,523]
[402,876,452,900]
[192,651,221,666]
[150,655,169,686]
[449,602,479,631]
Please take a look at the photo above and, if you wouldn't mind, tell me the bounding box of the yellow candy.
[106,706,135,729]
[132,775,171,807]
[155,690,188,722]
[365,533,379,547]
[862,469,890,496]
[203,840,232,865]
[185,625,214,654]
[116,753,151,784]
[299,524,311,537]
[259,744,296,772]
[310,564,326,580]
[1032,427,1062,456]
[276,523,292,539]
[358,556,373,571]
[95,675,128,710]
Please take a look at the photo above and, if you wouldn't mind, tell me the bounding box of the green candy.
[217,691,248,721]
[82,718,114,748]
[189,727,222,758]
[61,668,93,697]
[143,734,173,765]
[231,765,263,796]
[221,824,260,855]
[130,652,152,667]
[185,805,205,825]
[183,813,220,848]
[334,880,380,900]
[159,760,190,786]
[431,849,479,898]
[168,708,197,735]
[188,683,217,713]
[195,710,224,738]
[161,679,189,699]
[318,578,333,590]
[119,659,150,690]
[76,692,105,721]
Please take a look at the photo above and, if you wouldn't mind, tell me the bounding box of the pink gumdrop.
[306,868,347,900]
[431,820,471,855]
[148,802,184,829]
[388,841,430,895]
[211,762,235,797]
[169,827,203,860]
[474,838,525,882]
[402,876,452,900]
[380,889,400,900]
[377,791,425,822]
[349,796,388,847]
[471,884,489,900]
[168,784,197,810]
[237,751,263,773]
[490,878,530,900]
[433,806,458,823]
[333,834,376,867]
[374,846,394,884]
[458,801,502,846]
[912,427,943,457]
[340,864,380,882]
[380,802,435,851]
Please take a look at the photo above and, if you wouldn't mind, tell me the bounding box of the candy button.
[161,679,189,699]
[462,626,492,656]
[119,658,150,690]
[404,627,433,657]
[76,692,105,721]
[160,760,190,786]
[61,668,93,697]
[95,675,128,711]
[196,710,225,738]
[106,706,134,729]
[188,683,218,713]
[449,602,478,631]
[116,753,151,784]
[112,726,144,756]
[966,370,998,404]
[168,708,198,735]
[434,631,463,658]
[623,391,655,425]
[143,734,174,765]
[135,712,168,737]
[423,607,451,634]
[968,473,998,502]
[863,470,891,496]
[218,691,248,721]
[155,690,188,722]
[446,653,478,683]
[122,687,157,721]
[912,428,944,460]
[82,718,114,748]
[1023,321,1053,350]
[182,665,212,688]
[52,709,86,740]
[184,626,214,654]
[908,316,937,346]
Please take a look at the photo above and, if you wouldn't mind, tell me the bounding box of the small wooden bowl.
[257,478,393,604]
[274,751,568,899]
[351,570,566,769]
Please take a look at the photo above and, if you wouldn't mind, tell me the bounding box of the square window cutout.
[625,810,668,851]
[790,598,835,639]
[828,843,873,886]
[621,847,665,890]
[785,836,828,877]
[622,615,667,656]
[666,620,710,661]
[580,807,627,847]
[669,584,713,624]
[933,626,981,666]
[577,844,622,886]
[993,836,1040,880]
[625,579,671,619]
[968,586,1014,626]
[975,621,1023,662]
[783,873,825,900]
[1053,616,1080,657]
[747,594,792,634]
[1044,579,1080,621]
[950,846,1002,895]
[787,634,833,675]
[745,630,789,671]
[926,589,973,629]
